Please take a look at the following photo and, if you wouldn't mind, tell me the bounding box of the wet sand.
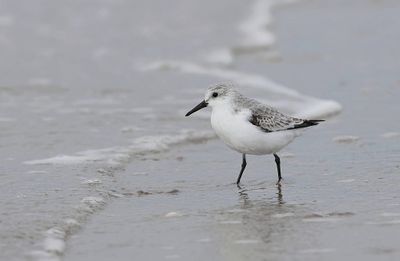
[1,0,400,260]
[63,0,400,260]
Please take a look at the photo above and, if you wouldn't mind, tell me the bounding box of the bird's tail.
[306,119,324,125]
[292,119,324,130]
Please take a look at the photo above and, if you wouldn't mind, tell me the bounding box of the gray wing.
[245,100,322,132]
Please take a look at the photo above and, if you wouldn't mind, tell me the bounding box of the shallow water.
[1,0,400,260]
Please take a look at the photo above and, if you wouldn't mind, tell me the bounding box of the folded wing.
[248,106,323,132]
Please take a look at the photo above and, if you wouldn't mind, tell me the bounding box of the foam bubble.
[64,218,80,227]
[81,196,105,206]
[43,228,66,254]
[31,193,108,261]
[81,179,102,185]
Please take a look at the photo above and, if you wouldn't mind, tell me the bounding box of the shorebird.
[185,83,323,185]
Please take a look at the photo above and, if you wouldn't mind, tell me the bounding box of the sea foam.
[24,130,216,165]
[142,60,341,119]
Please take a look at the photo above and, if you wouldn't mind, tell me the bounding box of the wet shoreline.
[64,0,400,260]
[1,0,400,260]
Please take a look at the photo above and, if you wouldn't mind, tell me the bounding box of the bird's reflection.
[276,184,283,205]
[237,183,284,206]
[216,184,304,259]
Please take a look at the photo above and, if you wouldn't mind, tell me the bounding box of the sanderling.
[185,83,323,185]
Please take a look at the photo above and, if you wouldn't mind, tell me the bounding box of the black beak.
[185,100,208,117]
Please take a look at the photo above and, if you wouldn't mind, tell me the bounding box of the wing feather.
[247,102,323,132]
[233,93,323,132]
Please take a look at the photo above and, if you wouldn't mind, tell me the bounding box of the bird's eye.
[212,92,218,97]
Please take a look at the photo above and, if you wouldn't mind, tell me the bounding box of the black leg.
[236,154,247,185]
[273,153,282,184]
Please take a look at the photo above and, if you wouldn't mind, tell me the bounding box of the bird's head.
[185,83,234,117]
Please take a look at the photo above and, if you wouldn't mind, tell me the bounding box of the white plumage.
[210,100,296,155]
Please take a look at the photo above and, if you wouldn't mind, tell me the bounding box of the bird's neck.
[211,100,236,116]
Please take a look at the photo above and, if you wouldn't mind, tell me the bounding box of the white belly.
[211,106,296,155]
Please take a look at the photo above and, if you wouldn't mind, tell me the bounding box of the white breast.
[210,103,296,155]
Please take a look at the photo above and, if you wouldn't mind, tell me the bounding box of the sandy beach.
[1,0,400,260]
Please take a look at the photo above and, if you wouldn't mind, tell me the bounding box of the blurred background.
[1,0,400,260]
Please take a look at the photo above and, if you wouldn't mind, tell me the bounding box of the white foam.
[142,60,342,119]
[142,61,298,96]
[203,0,292,64]
[81,179,102,185]
[236,0,297,53]
[80,196,106,212]
[30,196,104,261]
[237,0,276,51]
[31,225,71,261]
[43,228,66,254]
[64,218,80,227]
[165,211,184,218]
[24,130,216,165]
